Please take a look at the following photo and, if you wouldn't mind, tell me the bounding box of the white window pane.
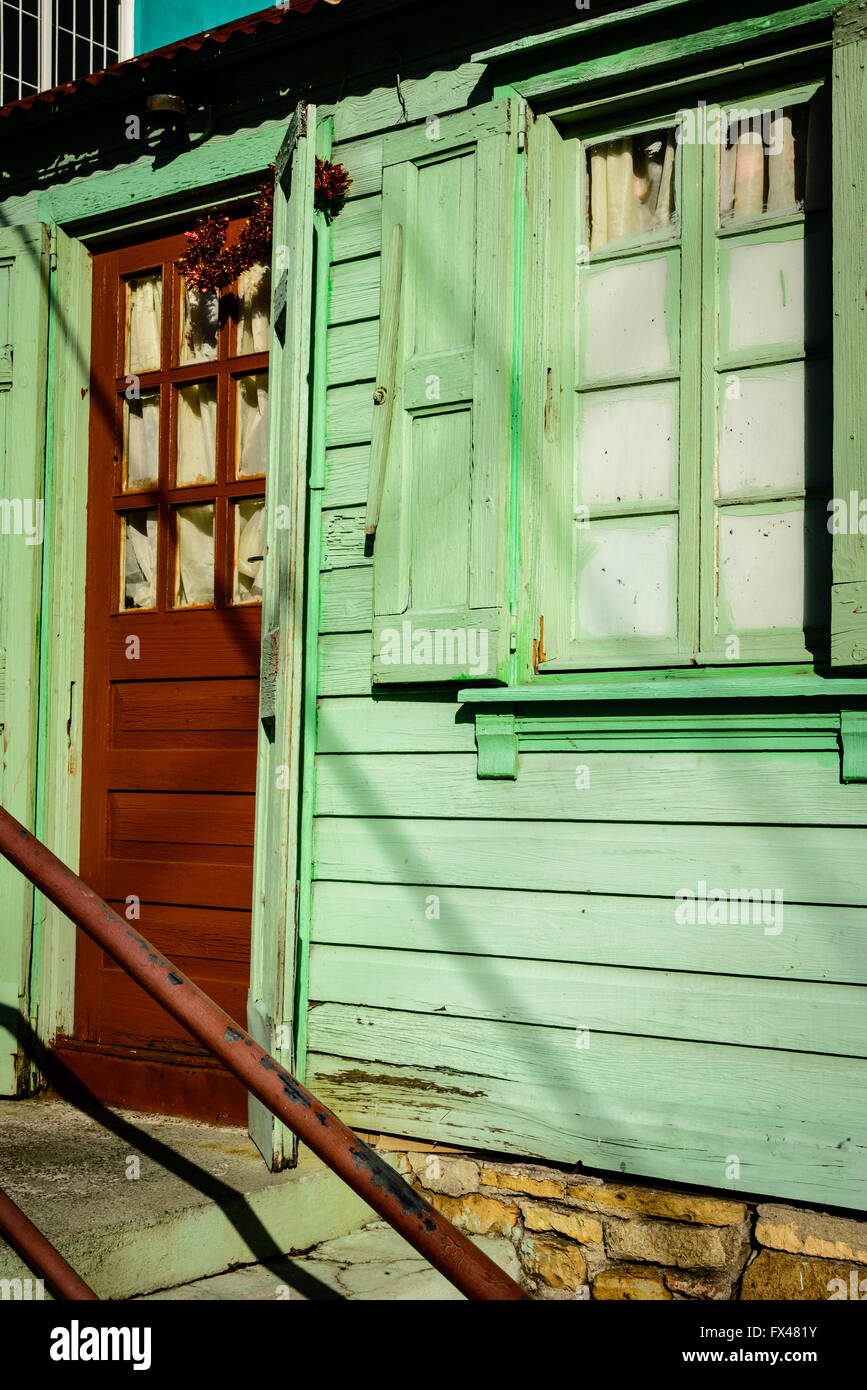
[237,263,271,355]
[235,372,269,478]
[233,498,265,605]
[588,128,677,251]
[123,390,160,490]
[125,272,162,373]
[582,255,677,381]
[575,517,678,639]
[720,104,818,224]
[718,363,829,497]
[724,238,805,353]
[174,503,215,607]
[122,509,157,610]
[577,384,678,505]
[718,507,827,632]
[179,282,219,364]
[176,380,217,486]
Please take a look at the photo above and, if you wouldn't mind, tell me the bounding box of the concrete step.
[136,1222,523,1300]
[0,1095,375,1299]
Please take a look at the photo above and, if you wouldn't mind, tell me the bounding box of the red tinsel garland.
[177,158,353,291]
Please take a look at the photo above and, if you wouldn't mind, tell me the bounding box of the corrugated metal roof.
[0,0,343,119]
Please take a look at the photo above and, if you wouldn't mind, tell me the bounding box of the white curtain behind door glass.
[234,498,265,604]
[177,381,218,485]
[589,130,676,251]
[124,391,160,489]
[180,284,219,364]
[236,373,269,477]
[720,109,805,221]
[126,273,162,372]
[123,510,158,609]
[175,503,215,606]
[237,263,271,355]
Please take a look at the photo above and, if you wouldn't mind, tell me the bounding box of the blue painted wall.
[134,0,254,54]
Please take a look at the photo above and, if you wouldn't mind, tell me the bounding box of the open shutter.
[830,13,867,667]
[369,101,525,684]
[0,225,50,1094]
[247,105,316,1168]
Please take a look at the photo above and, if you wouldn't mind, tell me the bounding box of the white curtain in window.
[237,374,269,477]
[589,132,676,251]
[180,286,219,364]
[176,505,215,606]
[125,392,160,488]
[235,502,265,603]
[177,382,217,485]
[124,511,157,609]
[127,274,162,372]
[720,113,797,220]
[237,263,271,355]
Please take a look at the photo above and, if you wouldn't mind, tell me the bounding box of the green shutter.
[369,102,524,684]
[830,10,867,667]
[247,105,316,1169]
[0,225,50,1095]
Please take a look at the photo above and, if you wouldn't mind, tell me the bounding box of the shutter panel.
[247,106,316,1168]
[370,101,524,684]
[830,19,867,666]
[0,225,50,1095]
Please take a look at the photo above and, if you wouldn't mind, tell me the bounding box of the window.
[536,81,831,673]
[0,0,133,107]
[115,227,270,613]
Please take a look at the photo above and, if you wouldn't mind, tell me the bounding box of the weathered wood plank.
[330,194,382,263]
[326,384,374,448]
[312,817,867,905]
[334,136,384,199]
[319,568,373,634]
[323,446,370,509]
[310,944,866,1056]
[329,257,380,326]
[332,65,484,144]
[318,634,370,697]
[317,696,472,753]
[314,750,867,824]
[327,321,379,386]
[320,506,369,570]
[310,879,867,985]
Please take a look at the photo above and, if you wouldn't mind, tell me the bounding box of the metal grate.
[1,0,133,106]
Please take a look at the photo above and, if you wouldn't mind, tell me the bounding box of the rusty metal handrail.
[0,1186,97,1300]
[0,805,526,1301]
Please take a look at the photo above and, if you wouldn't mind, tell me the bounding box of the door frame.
[25,130,313,1112]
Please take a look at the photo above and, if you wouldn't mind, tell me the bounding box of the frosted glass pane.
[124,390,160,490]
[237,263,271,355]
[177,380,217,486]
[718,363,832,497]
[575,517,678,639]
[588,128,677,251]
[126,273,162,373]
[725,239,805,353]
[122,509,157,610]
[577,385,678,505]
[582,256,675,381]
[236,373,269,478]
[233,498,265,605]
[718,507,826,631]
[180,283,219,364]
[175,503,215,607]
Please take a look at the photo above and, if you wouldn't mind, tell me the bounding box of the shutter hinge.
[0,344,12,391]
[49,232,58,272]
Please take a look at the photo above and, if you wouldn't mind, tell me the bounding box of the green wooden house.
[0,0,865,1221]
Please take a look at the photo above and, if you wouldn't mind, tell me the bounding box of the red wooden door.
[58,225,270,1123]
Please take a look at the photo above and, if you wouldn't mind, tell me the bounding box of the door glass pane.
[235,372,269,477]
[581,254,677,381]
[176,380,217,485]
[179,281,219,364]
[174,503,215,607]
[125,272,162,373]
[123,389,160,490]
[720,104,815,224]
[718,506,827,632]
[121,509,158,610]
[575,517,678,639]
[588,128,677,251]
[577,383,678,505]
[237,263,271,355]
[233,498,265,605]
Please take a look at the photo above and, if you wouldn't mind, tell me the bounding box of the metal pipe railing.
[0,806,527,1301]
[0,1186,98,1300]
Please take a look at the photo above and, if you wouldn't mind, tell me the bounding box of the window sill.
[459,668,867,781]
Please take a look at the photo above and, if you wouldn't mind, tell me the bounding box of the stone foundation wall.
[390,1151,867,1300]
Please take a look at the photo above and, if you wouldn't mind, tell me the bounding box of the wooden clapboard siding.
[309,944,866,1055]
[310,881,867,985]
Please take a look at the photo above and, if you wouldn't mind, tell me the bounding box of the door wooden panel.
[61,224,270,1123]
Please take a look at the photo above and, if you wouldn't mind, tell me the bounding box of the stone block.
[755,1204,867,1266]
[592,1265,672,1300]
[521,1202,603,1244]
[518,1235,587,1291]
[741,1249,866,1301]
[567,1179,746,1226]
